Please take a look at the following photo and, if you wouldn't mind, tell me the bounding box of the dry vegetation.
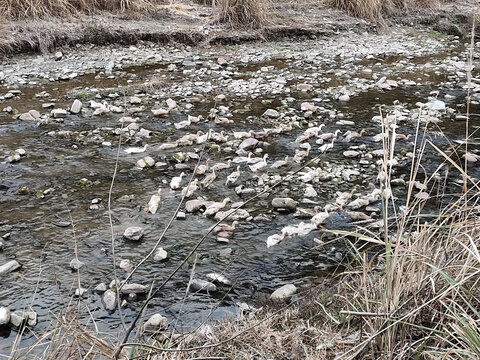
[214,0,270,28]
[0,0,157,20]
[330,0,448,19]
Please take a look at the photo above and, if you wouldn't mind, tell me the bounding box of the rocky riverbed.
[0,27,479,354]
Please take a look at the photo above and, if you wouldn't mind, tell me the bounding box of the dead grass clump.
[215,0,269,29]
[0,0,156,20]
[330,0,445,20]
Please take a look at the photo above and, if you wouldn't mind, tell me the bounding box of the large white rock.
[120,283,147,295]
[190,279,217,292]
[123,227,144,241]
[70,99,83,114]
[0,260,21,276]
[102,290,117,311]
[0,307,10,326]
[270,284,297,300]
[143,313,168,333]
[154,247,168,261]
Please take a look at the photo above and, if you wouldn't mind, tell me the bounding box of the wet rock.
[300,102,317,112]
[185,199,205,213]
[297,83,313,91]
[176,211,186,220]
[338,94,350,102]
[69,258,85,271]
[239,137,258,151]
[217,57,228,66]
[343,150,360,158]
[0,307,10,326]
[102,290,117,311]
[426,100,446,112]
[190,279,217,292]
[130,96,142,105]
[206,273,232,286]
[10,311,37,328]
[75,288,87,297]
[272,198,297,210]
[153,247,168,261]
[95,283,107,293]
[120,284,147,295]
[70,99,82,114]
[123,227,144,241]
[143,313,168,333]
[137,156,155,168]
[119,259,133,273]
[0,260,22,276]
[270,284,297,301]
[19,112,36,121]
[51,109,67,118]
[263,109,280,118]
[54,51,63,61]
[214,209,250,221]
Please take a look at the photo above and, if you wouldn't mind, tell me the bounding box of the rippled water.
[0,36,479,355]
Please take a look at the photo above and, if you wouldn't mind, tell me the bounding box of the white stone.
[123,227,144,241]
[51,109,67,118]
[0,260,21,276]
[70,99,82,114]
[270,284,297,300]
[120,283,147,295]
[102,290,117,311]
[69,258,85,271]
[190,279,217,292]
[0,307,10,326]
[137,156,155,168]
[144,313,168,333]
[263,109,280,118]
[154,247,168,261]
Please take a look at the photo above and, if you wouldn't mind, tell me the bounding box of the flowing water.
[0,32,479,354]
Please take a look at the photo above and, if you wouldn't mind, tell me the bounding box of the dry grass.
[214,0,269,28]
[0,0,157,20]
[330,0,446,19]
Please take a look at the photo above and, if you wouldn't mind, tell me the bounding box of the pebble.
[153,247,168,261]
[263,109,280,118]
[143,313,168,333]
[120,283,147,295]
[69,258,85,271]
[272,198,298,210]
[95,283,107,293]
[123,227,144,241]
[10,311,37,327]
[190,279,217,292]
[137,156,155,168]
[0,307,10,326]
[206,273,232,286]
[70,99,83,114]
[0,260,22,276]
[102,290,117,311]
[270,284,297,300]
[176,211,186,220]
[51,109,67,118]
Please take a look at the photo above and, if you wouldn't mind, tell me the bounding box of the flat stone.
[185,199,205,213]
[137,156,155,168]
[239,137,258,151]
[272,198,297,210]
[0,307,10,326]
[69,258,85,271]
[95,283,107,293]
[144,313,168,333]
[153,247,168,261]
[51,108,67,118]
[19,112,36,121]
[120,283,147,295]
[10,311,37,327]
[0,260,21,276]
[102,290,117,311]
[263,109,280,118]
[270,284,297,300]
[206,273,232,286]
[214,209,250,221]
[75,288,87,297]
[130,96,142,104]
[70,99,82,114]
[123,227,144,241]
[190,279,217,292]
[297,83,313,91]
[343,150,360,158]
[301,102,317,112]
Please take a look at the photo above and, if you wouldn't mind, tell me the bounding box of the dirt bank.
[0,0,477,56]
